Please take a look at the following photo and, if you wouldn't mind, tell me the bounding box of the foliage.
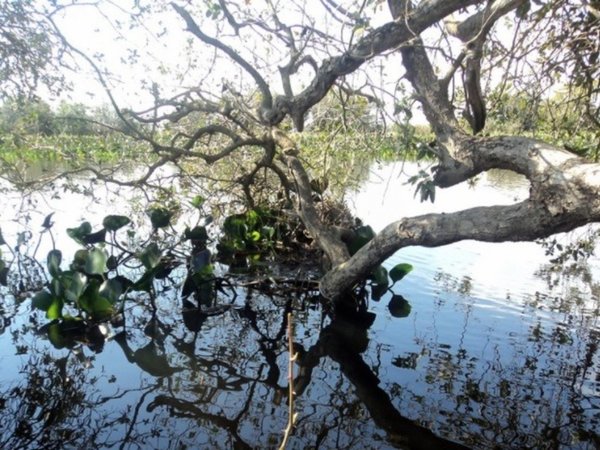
[217,207,291,263]
[0,98,125,136]
[0,196,225,346]
[0,132,150,174]
[0,0,67,99]
[486,88,600,160]
[342,224,413,302]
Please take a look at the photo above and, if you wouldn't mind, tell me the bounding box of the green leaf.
[106,255,118,270]
[132,266,160,292]
[133,341,180,377]
[80,280,113,319]
[245,209,260,229]
[184,226,208,242]
[388,294,411,318]
[138,243,162,270]
[248,230,261,242]
[347,225,376,255]
[0,227,6,246]
[371,283,388,302]
[83,228,106,245]
[147,207,173,229]
[50,277,63,297]
[389,263,413,284]
[71,249,88,272]
[261,226,275,240]
[32,290,54,311]
[47,250,62,278]
[47,297,64,320]
[191,249,212,275]
[85,248,108,275]
[89,296,113,319]
[47,323,67,349]
[190,195,205,209]
[67,221,92,245]
[99,278,123,304]
[223,214,247,239]
[45,318,86,350]
[61,271,87,302]
[0,265,8,286]
[41,212,55,229]
[370,265,389,287]
[103,215,131,231]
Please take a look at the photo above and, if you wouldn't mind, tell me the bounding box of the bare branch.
[171,2,274,112]
[268,0,483,130]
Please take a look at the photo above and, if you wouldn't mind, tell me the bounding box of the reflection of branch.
[294,317,470,449]
[279,312,298,450]
[148,395,253,449]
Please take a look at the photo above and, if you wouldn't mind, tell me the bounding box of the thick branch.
[400,40,458,139]
[320,137,600,299]
[445,0,525,42]
[321,188,600,299]
[266,0,482,129]
[272,129,349,266]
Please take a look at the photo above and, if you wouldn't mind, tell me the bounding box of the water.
[0,161,598,449]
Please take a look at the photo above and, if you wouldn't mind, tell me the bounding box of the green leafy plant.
[342,224,414,301]
[217,208,283,262]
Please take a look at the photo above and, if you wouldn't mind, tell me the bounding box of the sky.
[45,0,529,127]
[47,0,420,121]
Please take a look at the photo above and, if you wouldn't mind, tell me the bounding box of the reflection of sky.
[349,162,599,446]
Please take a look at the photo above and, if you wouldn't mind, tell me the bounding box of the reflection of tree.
[0,350,139,449]
[292,316,470,450]
[2,270,599,449]
[385,269,600,449]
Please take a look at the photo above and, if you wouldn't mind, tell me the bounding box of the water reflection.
[0,161,599,449]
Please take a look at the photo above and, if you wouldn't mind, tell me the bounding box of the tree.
[0,0,69,100]
[29,0,600,308]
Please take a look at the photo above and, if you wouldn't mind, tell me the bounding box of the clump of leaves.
[28,198,212,347]
[216,208,282,262]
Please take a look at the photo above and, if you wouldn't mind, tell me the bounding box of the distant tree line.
[0,98,122,136]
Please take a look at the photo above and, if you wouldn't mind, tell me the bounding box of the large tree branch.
[320,137,600,299]
[264,0,483,129]
[400,40,459,139]
[445,0,525,42]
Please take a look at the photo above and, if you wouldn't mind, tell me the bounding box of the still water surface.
[0,162,598,449]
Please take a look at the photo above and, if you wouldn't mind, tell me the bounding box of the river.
[0,161,598,449]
